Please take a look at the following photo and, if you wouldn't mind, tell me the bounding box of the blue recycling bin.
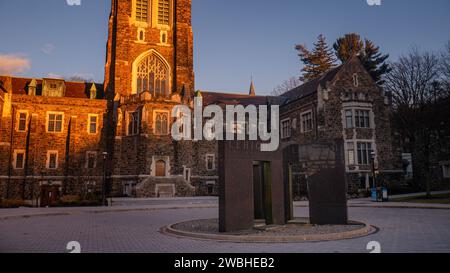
[371,188,378,202]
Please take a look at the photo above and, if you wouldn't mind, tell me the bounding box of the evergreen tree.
[333,33,391,85]
[295,34,336,82]
[362,39,391,85]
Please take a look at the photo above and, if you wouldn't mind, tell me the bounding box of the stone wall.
[280,57,401,194]
[104,0,194,97]
[0,93,107,200]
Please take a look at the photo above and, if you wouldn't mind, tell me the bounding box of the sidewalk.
[385,190,450,200]
[0,203,217,221]
[1,191,450,221]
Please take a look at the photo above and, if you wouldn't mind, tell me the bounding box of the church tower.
[102,0,198,198]
[104,0,194,97]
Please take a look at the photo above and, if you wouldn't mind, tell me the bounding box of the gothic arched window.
[136,53,170,96]
[155,112,169,135]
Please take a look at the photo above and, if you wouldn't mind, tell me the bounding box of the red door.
[40,185,61,207]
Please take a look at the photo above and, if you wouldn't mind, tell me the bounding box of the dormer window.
[42,79,65,97]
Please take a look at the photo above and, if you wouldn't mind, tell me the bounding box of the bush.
[55,195,102,207]
[60,195,81,203]
[0,199,28,209]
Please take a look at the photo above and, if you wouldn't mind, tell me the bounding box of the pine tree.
[333,33,391,85]
[362,39,391,85]
[296,34,336,82]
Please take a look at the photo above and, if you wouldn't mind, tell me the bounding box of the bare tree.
[441,41,450,92]
[272,77,302,96]
[384,47,444,197]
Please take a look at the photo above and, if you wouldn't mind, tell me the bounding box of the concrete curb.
[161,219,377,243]
[345,205,450,210]
[1,202,449,221]
[294,203,450,210]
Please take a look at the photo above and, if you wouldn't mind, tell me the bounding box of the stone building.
[0,76,107,206]
[0,0,220,204]
[0,0,401,205]
[279,56,402,197]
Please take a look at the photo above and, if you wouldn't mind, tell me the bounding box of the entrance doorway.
[155,160,166,177]
[40,185,61,207]
[253,161,273,225]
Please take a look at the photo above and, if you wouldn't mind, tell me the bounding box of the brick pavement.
[1,206,449,253]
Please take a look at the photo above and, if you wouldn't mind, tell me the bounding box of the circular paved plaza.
[1,202,450,253]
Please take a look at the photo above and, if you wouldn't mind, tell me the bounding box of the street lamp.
[370,151,377,188]
[102,152,108,207]
[370,150,379,201]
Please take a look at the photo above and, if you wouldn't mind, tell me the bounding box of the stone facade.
[0,0,218,204]
[279,57,402,197]
[0,1,402,205]
[0,76,107,204]
[104,0,217,198]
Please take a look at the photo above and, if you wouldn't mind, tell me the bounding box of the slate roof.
[201,91,270,106]
[200,89,298,107]
[280,65,342,105]
[0,75,105,99]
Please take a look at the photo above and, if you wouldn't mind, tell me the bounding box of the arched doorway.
[155,160,166,177]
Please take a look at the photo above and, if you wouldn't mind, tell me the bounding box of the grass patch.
[393,193,450,204]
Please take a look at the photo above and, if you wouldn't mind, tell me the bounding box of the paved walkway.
[1,206,450,253]
[1,192,450,221]
[386,190,450,199]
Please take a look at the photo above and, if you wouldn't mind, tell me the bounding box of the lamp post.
[102,152,108,207]
[370,150,379,201]
[370,151,377,189]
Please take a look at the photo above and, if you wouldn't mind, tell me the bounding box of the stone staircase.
[135,176,195,198]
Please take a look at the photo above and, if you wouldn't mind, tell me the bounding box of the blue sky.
[0,0,449,95]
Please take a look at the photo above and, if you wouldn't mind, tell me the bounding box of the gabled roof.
[201,91,270,106]
[280,65,342,105]
[0,75,105,99]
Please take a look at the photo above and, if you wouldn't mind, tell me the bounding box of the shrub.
[56,194,102,207]
[0,199,27,209]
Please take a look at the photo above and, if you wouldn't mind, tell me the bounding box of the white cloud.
[41,43,56,55]
[67,73,95,82]
[0,54,31,75]
[47,73,64,79]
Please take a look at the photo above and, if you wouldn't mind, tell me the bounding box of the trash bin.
[371,188,378,202]
[382,187,389,202]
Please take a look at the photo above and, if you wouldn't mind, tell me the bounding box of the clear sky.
[0,0,449,95]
